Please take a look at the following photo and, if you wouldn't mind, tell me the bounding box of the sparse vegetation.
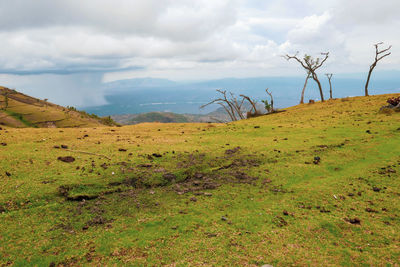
[1,93,399,266]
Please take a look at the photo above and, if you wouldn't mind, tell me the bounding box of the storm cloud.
[0,0,398,105]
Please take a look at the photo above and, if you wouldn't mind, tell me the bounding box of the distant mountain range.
[83,71,400,116]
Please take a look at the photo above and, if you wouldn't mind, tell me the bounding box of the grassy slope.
[0,94,399,266]
[0,87,107,128]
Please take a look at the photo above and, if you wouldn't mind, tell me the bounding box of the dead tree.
[229,92,245,120]
[240,94,258,114]
[284,52,329,102]
[365,42,392,96]
[201,89,262,121]
[325,73,333,99]
[201,90,244,121]
[300,71,311,104]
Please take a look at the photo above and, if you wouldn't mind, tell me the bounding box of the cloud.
[0,0,398,93]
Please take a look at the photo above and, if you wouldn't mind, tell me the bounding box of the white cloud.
[0,0,398,97]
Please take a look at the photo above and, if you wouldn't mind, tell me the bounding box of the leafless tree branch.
[365,42,392,96]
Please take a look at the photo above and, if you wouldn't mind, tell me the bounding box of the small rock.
[57,156,75,163]
[347,217,361,225]
[365,208,377,213]
[366,130,371,134]
[313,156,321,164]
[254,126,260,129]
[221,216,228,221]
[372,187,381,192]
[61,145,68,149]
[152,153,162,158]
[282,210,289,216]
[0,143,7,146]
[204,192,213,196]
[5,172,11,177]
[190,197,197,202]
[118,148,127,152]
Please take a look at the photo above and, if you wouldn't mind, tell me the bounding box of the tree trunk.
[312,72,324,102]
[300,73,310,104]
[365,65,375,96]
[328,80,332,99]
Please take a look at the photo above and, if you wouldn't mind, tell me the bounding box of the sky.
[0,0,398,106]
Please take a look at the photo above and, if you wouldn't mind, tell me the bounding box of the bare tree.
[284,52,329,102]
[201,90,242,121]
[240,94,258,114]
[201,89,264,121]
[365,42,392,96]
[325,73,333,99]
[300,71,311,104]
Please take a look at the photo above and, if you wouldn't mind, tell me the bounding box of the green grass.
[0,94,399,266]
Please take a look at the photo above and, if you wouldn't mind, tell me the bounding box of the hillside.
[0,86,116,128]
[111,103,265,125]
[0,94,399,266]
[112,110,231,125]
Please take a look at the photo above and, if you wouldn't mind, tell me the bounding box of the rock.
[0,143,7,146]
[313,156,321,164]
[282,210,289,216]
[372,187,381,192]
[261,265,274,267]
[190,197,197,202]
[118,148,127,152]
[346,217,361,225]
[5,172,11,177]
[365,208,378,213]
[0,205,5,213]
[152,153,162,158]
[221,216,228,221]
[61,145,68,149]
[57,156,75,163]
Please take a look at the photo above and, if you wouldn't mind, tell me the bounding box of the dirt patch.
[58,185,100,201]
